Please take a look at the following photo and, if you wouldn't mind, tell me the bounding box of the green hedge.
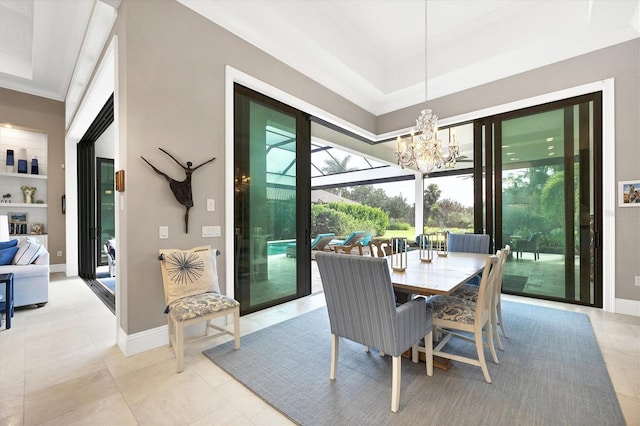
[311,202,388,236]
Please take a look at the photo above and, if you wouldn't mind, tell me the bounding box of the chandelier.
[394,0,459,175]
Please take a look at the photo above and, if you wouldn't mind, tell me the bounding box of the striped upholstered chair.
[447,232,491,254]
[315,252,433,412]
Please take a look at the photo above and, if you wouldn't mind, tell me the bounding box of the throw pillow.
[0,246,19,265]
[0,239,18,250]
[159,246,216,305]
[12,239,43,265]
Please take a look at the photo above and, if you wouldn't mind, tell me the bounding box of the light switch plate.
[207,199,215,212]
[159,226,169,239]
[202,225,221,238]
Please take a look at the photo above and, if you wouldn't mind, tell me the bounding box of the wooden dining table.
[388,250,489,302]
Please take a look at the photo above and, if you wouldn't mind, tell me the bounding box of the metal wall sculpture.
[141,148,215,233]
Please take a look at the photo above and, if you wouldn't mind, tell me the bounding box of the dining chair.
[315,252,433,412]
[158,246,240,373]
[451,246,510,350]
[369,238,392,257]
[423,254,499,383]
[447,233,491,254]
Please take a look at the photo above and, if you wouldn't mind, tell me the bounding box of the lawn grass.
[381,228,416,240]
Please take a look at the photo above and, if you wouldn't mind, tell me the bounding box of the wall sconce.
[390,237,408,271]
[417,234,433,262]
[115,170,125,192]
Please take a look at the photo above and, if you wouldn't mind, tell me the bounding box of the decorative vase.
[31,157,39,175]
[22,186,36,204]
[5,149,14,172]
[17,148,28,174]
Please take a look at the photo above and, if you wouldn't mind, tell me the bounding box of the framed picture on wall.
[618,180,640,207]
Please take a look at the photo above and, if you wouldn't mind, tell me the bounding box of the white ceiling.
[0,0,638,114]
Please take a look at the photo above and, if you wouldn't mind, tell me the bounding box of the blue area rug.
[204,301,624,425]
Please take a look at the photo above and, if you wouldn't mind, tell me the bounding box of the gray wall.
[378,38,640,302]
[114,0,638,335]
[115,0,375,334]
[0,88,66,264]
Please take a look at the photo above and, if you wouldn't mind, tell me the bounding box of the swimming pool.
[267,239,296,256]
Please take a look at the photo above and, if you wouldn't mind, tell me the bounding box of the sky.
[374,174,475,208]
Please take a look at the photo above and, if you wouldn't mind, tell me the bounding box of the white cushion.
[12,239,44,265]
[159,246,219,304]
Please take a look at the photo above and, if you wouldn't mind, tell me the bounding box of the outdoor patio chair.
[316,252,433,412]
[515,232,540,260]
[330,231,365,251]
[334,232,373,255]
[286,233,335,258]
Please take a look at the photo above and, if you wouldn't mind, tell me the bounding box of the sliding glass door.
[234,84,311,314]
[489,93,602,306]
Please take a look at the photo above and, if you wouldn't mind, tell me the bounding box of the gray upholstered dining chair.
[424,254,499,383]
[447,232,491,254]
[448,232,491,285]
[315,252,433,413]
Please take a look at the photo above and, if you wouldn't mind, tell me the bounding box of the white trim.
[615,298,640,317]
[224,68,616,314]
[117,324,168,357]
[50,264,66,273]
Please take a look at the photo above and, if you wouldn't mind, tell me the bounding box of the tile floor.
[1,271,638,425]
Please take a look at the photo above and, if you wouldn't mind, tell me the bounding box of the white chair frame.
[167,305,240,373]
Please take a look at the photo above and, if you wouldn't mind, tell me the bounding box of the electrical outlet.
[635,276,640,286]
[56,250,62,257]
[207,198,215,212]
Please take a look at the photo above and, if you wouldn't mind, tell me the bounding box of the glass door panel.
[97,158,115,266]
[498,98,600,305]
[235,86,310,314]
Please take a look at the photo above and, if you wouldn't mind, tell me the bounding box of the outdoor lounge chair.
[286,233,336,258]
[333,232,373,255]
[330,231,365,251]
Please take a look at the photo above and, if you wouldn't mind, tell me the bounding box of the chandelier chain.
[394,0,459,175]
[425,0,428,103]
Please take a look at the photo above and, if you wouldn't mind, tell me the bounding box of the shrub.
[312,202,388,236]
[387,220,411,230]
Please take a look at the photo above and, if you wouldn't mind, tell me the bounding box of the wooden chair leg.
[176,322,184,373]
[486,322,499,364]
[475,331,491,383]
[391,355,401,412]
[330,334,339,380]
[425,331,433,377]
[167,317,174,348]
[497,303,509,339]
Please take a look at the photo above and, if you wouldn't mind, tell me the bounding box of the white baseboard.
[615,298,640,317]
[117,324,169,357]
[50,263,66,273]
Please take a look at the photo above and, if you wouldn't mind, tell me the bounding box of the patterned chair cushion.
[426,295,476,325]
[451,283,479,303]
[168,292,239,322]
